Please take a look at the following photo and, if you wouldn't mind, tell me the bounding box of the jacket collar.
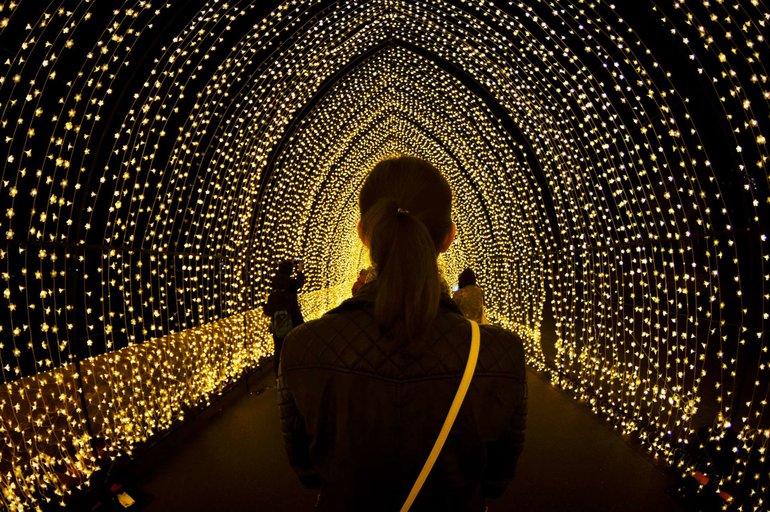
[328,281,463,316]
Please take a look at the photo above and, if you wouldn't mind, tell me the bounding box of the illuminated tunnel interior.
[0,0,768,510]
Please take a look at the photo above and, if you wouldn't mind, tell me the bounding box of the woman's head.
[358,156,455,340]
[277,259,294,276]
[458,268,476,288]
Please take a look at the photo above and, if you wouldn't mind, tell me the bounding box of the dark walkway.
[123,367,685,512]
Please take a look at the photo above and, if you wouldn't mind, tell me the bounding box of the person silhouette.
[263,259,305,377]
[452,268,487,324]
[278,156,527,511]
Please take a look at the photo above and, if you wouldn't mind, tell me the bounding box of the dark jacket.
[278,283,527,511]
[264,271,305,330]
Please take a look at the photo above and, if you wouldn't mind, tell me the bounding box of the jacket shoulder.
[283,307,526,381]
[475,323,526,378]
[282,309,377,367]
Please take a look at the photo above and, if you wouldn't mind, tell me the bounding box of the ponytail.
[363,199,441,340]
[358,156,453,341]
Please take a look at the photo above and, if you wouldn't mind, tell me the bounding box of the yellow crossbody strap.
[400,319,480,512]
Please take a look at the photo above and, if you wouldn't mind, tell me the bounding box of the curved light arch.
[255,45,551,351]
[0,0,768,509]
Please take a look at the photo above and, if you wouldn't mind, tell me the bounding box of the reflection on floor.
[121,367,685,512]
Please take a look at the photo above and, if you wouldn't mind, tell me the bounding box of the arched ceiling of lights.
[0,0,768,509]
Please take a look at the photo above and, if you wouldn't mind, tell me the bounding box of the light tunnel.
[0,0,768,509]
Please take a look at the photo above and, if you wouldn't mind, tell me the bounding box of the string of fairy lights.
[260,45,549,335]
[0,0,767,510]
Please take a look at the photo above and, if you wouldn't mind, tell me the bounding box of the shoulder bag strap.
[400,319,481,512]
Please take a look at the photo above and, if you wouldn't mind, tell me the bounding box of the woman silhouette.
[278,156,527,511]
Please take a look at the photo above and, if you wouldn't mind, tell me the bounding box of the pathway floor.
[120,367,685,512]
